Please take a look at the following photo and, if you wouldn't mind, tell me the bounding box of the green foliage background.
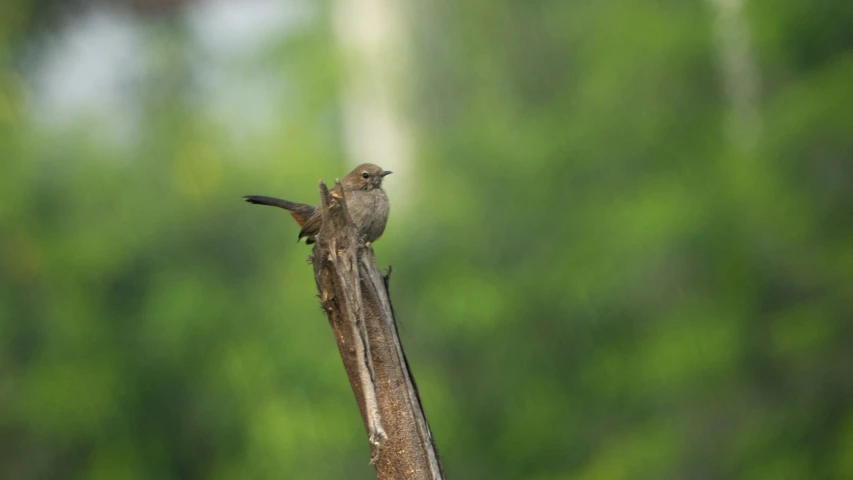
[1,1,852,479]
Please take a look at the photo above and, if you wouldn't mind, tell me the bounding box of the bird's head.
[343,163,393,190]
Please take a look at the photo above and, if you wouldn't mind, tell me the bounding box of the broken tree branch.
[311,180,445,480]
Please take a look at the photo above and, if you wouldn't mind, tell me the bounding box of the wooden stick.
[311,180,444,479]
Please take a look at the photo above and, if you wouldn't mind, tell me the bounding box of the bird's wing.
[298,211,323,242]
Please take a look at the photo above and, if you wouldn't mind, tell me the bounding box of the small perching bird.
[244,163,392,245]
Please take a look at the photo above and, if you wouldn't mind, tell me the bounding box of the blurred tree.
[1,0,851,479]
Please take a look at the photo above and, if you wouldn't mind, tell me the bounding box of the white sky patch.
[27,0,312,148]
[186,1,313,146]
[29,9,143,142]
[187,0,309,60]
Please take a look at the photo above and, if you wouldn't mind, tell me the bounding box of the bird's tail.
[243,195,315,227]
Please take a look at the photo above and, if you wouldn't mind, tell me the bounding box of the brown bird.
[244,163,392,245]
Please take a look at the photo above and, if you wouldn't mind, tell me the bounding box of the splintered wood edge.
[318,180,331,210]
[325,180,356,234]
[330,181,346,213]
[382,268,392,293]
[317,180,355,247]
[318,180,345,212]
[330,178,343,199]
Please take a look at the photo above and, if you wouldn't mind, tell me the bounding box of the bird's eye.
[361,172,370,179]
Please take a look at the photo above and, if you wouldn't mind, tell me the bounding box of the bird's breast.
[346,189,389,240]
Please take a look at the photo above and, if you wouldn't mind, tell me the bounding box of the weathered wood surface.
[311,180,444,480]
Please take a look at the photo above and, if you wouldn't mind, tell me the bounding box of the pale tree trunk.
[709,0,762,153]
[333,0,414,207]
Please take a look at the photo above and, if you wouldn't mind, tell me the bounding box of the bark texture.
[311,180,444,480]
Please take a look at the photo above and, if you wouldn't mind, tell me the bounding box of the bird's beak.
[380,171,393,177]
